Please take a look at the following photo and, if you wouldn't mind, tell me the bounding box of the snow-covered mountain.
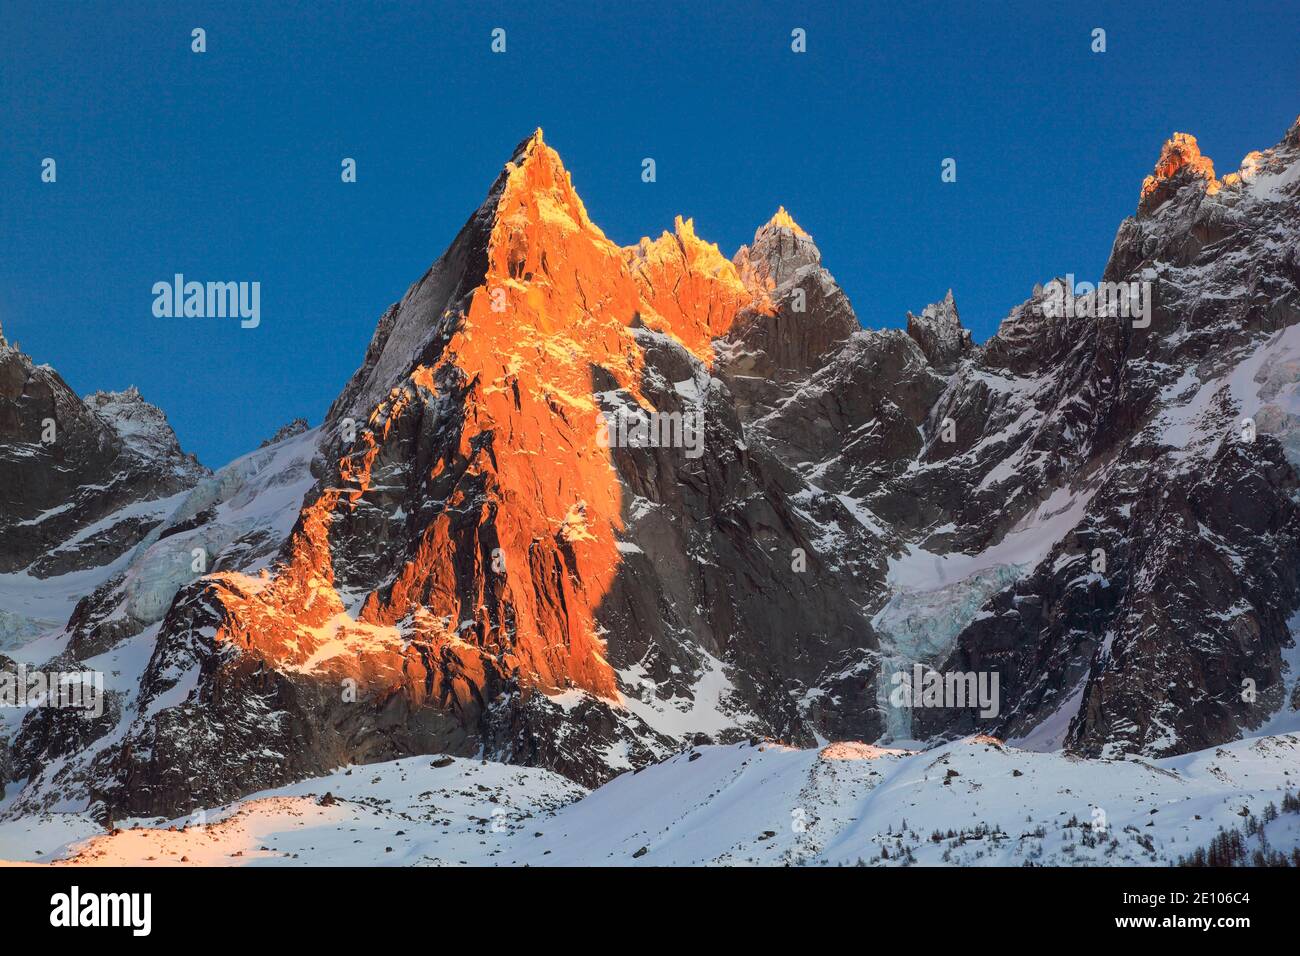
[0,331,208,648]
[3,116,1300,859]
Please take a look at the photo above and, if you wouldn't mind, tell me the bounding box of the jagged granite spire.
[1138,131,1220,216]
[906,289,972,369]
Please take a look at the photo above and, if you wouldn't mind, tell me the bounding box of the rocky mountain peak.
[494,127,604,246]
[260,417,310,447]
[1286,114,1300,148]
[478,131,757,363]
[631,214,747,285]
[84,384,143,410]
[627,215,757,356]
[765,205,810,238]
[0,344,207,588]
[905,289,972,369]
[734,207,821,293]
[718,207,860,412]
[1139,131,1219,215]
[0,319,20,357]
[83,386,203,474]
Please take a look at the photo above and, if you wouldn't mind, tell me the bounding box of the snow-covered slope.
[0,426,320,816]
[524,733,1300,867]
[6,732,1297,867]
[0,755,583,866]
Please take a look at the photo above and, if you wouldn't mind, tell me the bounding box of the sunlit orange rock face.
[1139,131,1220,214]
[627,215,772,359]
[196,130,781,727]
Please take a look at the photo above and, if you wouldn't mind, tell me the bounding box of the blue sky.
[2,1,1297,467]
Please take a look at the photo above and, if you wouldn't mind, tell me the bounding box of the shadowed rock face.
[0,339,205,577]
[913,120,1300,752]
[6,118,1300,820]
[717,211,862,441]
[906,290,972,371]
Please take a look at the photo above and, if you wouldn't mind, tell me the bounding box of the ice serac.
[62,130,888,818]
